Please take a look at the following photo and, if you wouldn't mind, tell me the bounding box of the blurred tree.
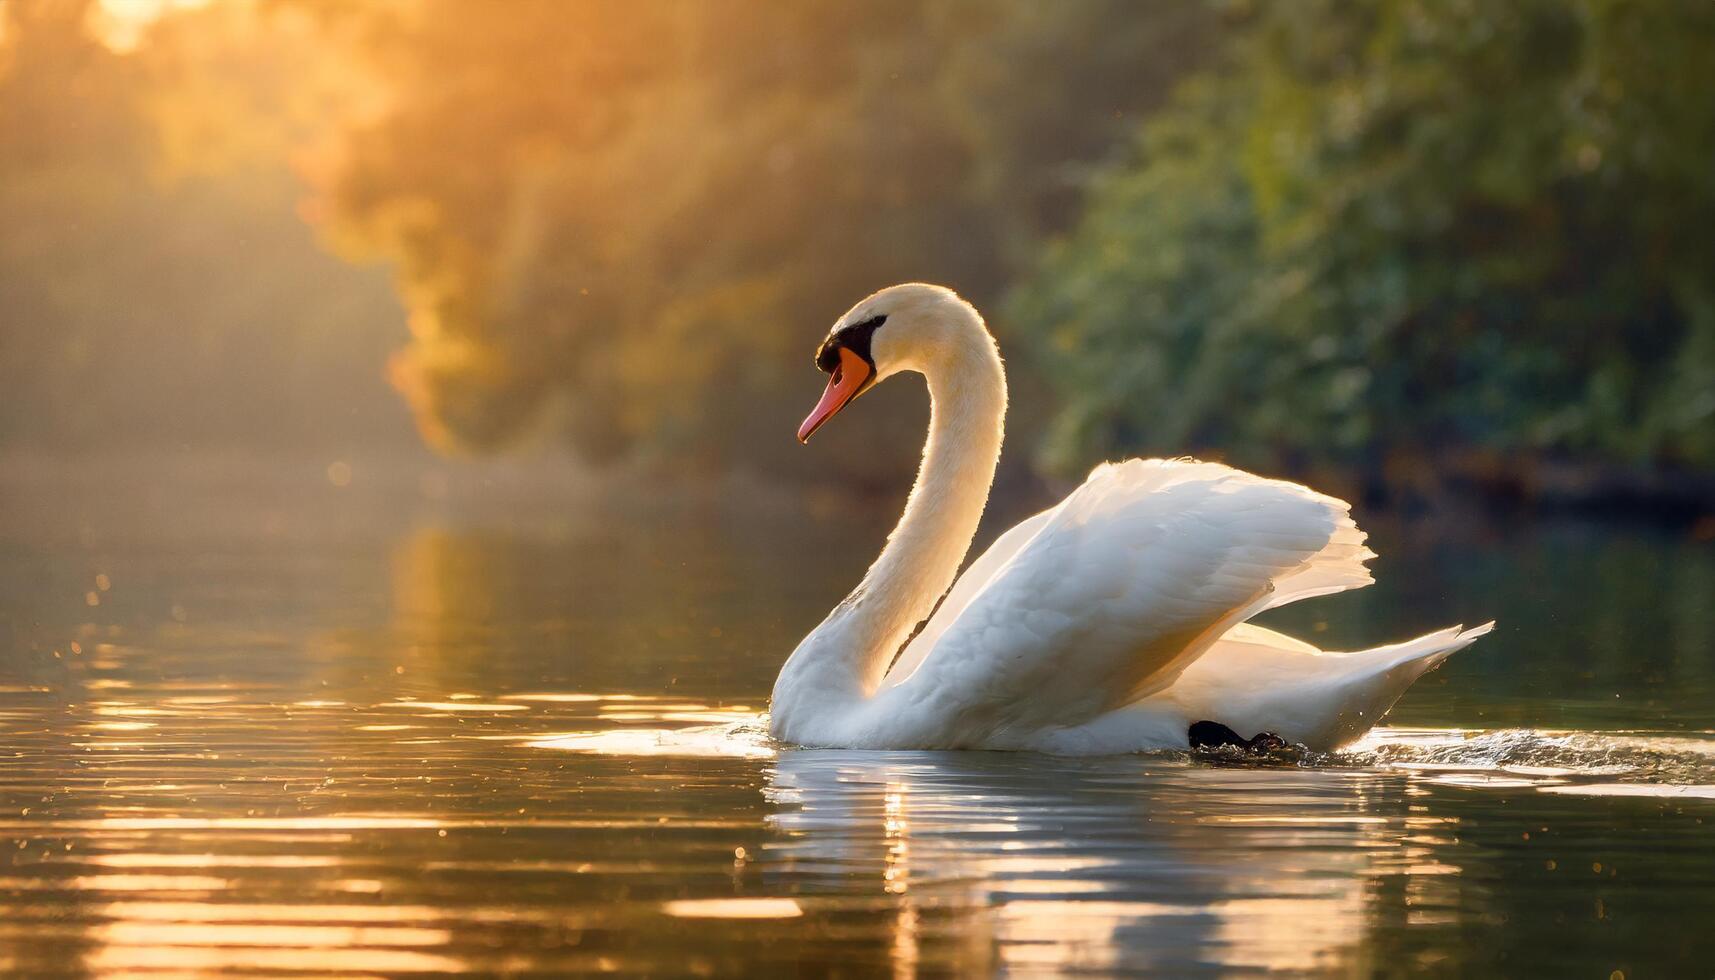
[0,0,409,452]
[295,0,1221,482]
[1014,0,1715,497]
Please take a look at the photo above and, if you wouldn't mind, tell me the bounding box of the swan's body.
[771,284,1492,753]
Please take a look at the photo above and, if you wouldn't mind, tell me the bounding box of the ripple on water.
[7,685,1715,977]
[519,701,1715,804]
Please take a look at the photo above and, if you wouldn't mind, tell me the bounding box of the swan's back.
[865,459,1384,748]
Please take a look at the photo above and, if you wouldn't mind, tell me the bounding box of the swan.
[770,283,1493,754]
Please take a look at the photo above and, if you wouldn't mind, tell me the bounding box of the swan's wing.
[879,458,1375,742]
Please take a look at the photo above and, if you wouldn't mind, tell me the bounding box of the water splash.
[1329,727,1715,799]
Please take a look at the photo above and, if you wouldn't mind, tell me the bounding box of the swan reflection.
[763,749,1460,973]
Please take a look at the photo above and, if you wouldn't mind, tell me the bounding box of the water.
[3,453,1713,976]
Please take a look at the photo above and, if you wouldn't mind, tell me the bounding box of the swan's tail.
[1159,621,1496,751]
[1348,621,1495,682]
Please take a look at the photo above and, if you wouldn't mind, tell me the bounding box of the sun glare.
[92,0,210,51]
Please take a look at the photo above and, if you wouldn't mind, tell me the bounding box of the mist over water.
[2,454,1712,975]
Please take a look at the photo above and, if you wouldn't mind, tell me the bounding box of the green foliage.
[1014,0,1715,480]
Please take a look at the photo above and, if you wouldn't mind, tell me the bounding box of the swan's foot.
[1188,721,1288,755]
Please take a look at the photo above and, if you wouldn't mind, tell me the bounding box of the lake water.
[3,454,1712,976]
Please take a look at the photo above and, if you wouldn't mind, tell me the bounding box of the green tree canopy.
[1014,0,1715,488]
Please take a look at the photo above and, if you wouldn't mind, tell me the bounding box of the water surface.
[2,454,1712,975]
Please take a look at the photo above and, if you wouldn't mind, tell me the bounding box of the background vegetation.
[2,0,1711,512]
[1016,0,1715,507]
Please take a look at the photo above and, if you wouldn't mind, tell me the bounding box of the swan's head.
[797,283,984,443]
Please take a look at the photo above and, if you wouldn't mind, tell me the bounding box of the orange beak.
[797,347,873,443]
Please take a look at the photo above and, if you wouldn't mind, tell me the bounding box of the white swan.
[770,283,1493,753]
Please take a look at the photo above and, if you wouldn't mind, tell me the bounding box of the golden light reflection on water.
[7,676,1715,975]
[378,700,529,712]
[0,816,445,831]
[83,853,345,868]
[84,944,468,975]
[522,700,772,759]
[527,723,774,760]
[6,467,1714,974]
[66,875,232,892]
[96,901,492,923]
[94,920,453,949]
[4,692,1713,978]
[501,692,650,703]
[662,898,804,919]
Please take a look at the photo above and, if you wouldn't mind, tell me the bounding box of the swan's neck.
[772,338,1006,735]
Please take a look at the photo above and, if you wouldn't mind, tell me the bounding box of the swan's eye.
[813,312,885,374]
